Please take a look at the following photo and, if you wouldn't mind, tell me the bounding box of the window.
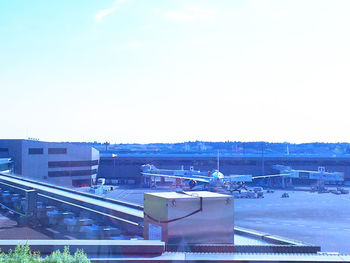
[28,148,43,154]
[48,148,67,154]
[48,160,99,168]
[48,169,97,177]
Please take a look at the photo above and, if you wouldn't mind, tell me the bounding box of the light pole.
[104,142,110,151]
[261,142,265,176]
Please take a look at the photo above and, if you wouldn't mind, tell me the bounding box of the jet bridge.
[272,165,344,188]
[273,165,344,181]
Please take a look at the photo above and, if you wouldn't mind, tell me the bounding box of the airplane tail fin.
[217,150,220,171]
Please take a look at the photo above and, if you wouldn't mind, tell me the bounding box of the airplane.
[141,163,283,192]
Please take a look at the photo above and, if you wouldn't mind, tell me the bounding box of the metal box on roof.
[143,191,234,244]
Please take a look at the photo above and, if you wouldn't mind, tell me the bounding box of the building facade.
[0,139,99,187]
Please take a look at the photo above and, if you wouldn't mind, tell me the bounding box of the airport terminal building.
[0,139,99,187]
[98,153,350,186]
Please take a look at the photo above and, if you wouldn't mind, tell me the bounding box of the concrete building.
[0,139,99,187]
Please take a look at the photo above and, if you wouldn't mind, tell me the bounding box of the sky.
[1,0,350,144]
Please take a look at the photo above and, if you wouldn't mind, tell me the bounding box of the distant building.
[0,139,99,187]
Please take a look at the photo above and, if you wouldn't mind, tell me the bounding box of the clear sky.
[1,0,350,143]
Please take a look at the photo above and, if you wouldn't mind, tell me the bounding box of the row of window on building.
[1,147,68,155]
[48,169,98,177]
[48,160,99,167]
[28,148,67,155]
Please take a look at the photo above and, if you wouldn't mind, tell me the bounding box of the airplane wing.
[252,173,290,179]
[223,173,291,183]
[141,172,210,183]
[226,175,253,182]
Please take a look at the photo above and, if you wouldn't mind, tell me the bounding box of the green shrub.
[44,247,90,263]
[0,244,41,263]
[0,245,90,263]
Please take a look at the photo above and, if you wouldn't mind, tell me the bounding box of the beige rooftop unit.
[144,191,234,245]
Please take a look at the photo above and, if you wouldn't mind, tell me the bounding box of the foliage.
[0,245,90,263]
[0,244,40,263]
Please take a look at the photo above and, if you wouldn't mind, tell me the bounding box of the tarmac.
[101,187,350,254]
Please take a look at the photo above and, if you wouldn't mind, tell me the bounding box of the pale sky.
[1,0,350,143]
